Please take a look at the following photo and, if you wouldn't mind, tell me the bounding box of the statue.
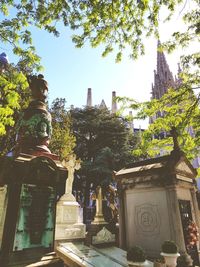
[62,154,81,195]
[15,74,52,156]
[27,74,48,103]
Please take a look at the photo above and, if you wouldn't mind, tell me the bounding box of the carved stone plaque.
[135,203,161,236]
[92,227,115,244]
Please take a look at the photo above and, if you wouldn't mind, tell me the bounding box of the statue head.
[28,74,48,102]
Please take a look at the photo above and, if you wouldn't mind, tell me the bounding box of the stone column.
[111,91,117,114]
[166,185,186,252]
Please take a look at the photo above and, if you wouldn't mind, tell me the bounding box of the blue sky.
[1,3,197,128]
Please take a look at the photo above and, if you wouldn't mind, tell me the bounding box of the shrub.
[161,240,178,254]
[127,246,146,262]
[177,253,193,267]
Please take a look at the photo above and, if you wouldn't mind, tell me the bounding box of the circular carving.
[135,203,161,236]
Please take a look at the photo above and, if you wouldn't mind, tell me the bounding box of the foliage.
[70,106,137,206]
[70,106,137,184]
[161,240,178,254]
[0,0,199,158]
[49,98,75,159]
[127,246,146,263]
[0,64,29,155]
[118,79,200,164]
[0,0,199,63]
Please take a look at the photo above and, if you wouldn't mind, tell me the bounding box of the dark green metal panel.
[13,184,56,251]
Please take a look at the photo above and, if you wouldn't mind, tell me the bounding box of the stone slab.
[56,242,153,267]
[55,223,86,240]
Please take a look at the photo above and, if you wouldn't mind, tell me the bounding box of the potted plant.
[177,253,193,267]
[154,255,165,267]
[160,240,180,267]
[127,246,148,267]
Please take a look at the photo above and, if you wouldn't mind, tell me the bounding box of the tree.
[70,106,137,206]
[0,1,199,117]
[0,1,199,63]
[49,98,75,159]
[118,84,200,171]
[0,64,29,155]
[0,0,199,148]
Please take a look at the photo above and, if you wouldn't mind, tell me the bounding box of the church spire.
[151,41,175,100]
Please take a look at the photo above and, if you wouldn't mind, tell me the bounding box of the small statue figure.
[15,74,52,155]
[62,154,81,195]
[27,74,48,102]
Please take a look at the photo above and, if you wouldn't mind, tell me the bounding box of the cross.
[62,154,81,195]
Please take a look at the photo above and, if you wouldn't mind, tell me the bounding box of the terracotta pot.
[160,252,180,267]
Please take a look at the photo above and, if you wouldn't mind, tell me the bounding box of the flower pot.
[160,252,180,267]
[127,260,149,267]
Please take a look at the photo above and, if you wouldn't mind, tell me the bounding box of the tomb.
[115,149,200,266]
[0,74,66,266]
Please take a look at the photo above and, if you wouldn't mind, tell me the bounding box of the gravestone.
[115,149,200,265]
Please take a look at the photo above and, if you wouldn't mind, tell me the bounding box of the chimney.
[87,88,92,107]
[111,91,117,113]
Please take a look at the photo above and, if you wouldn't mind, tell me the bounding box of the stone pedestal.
[55,193,86,241]
[85,186,118,246]
[0,154,66,267]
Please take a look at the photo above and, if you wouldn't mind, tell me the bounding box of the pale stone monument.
[55,154,86,241]
[115,149,200,265]
[92,186,107,225]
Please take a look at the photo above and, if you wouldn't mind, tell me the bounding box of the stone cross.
[92,186,107,224]
[62,154,81,195]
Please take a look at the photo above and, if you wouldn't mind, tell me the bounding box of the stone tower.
[111,91,117,114]
[86,88,92,107]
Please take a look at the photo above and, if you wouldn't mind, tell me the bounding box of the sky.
[1,2,197,128]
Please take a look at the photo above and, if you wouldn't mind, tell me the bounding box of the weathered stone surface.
[0,186,7,248]
[56,242,154,267]
[115,150,200,263]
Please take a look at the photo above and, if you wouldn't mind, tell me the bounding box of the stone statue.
[62,154,81,195]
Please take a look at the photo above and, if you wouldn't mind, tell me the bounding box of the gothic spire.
[151,40,175,100]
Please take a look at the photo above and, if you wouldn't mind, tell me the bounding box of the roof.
[115,150,197,184]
